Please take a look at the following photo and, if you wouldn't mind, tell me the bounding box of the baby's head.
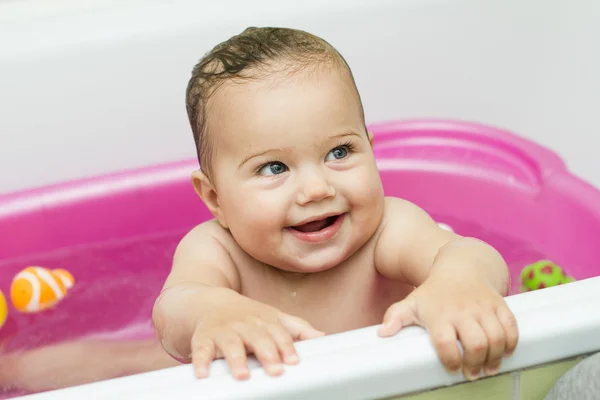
[186,27,384,273]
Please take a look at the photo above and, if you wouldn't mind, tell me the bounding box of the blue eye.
[258,162,288,176]
[326,146,349,161]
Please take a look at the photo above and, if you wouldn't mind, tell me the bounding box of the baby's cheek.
[244,196,286,228]
[352,167,384,203]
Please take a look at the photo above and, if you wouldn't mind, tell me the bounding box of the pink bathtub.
[1,119,600,396]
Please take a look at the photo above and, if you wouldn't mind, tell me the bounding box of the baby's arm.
[374,197,509,293]
[153,222,241,360]
[152,222,323,380]
[373,197,517,380]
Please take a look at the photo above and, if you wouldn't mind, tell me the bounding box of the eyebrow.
[237,131,363,169]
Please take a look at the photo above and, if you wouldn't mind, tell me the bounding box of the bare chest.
[236,255,414,334]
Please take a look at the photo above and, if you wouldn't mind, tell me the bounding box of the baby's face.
[203,64,384,273]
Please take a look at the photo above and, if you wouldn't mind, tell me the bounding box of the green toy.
[520,260,576,292]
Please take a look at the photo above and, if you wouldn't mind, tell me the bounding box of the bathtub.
[2,119,600,400]
[2,0,600,399]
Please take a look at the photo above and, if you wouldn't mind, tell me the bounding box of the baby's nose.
[296,174,335,205]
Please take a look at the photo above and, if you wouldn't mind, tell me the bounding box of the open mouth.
[290,215,341,233]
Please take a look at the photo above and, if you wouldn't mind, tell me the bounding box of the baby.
[153,26,518,382]
[0,27,518,395]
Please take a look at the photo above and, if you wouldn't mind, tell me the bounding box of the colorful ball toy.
[10,266,75,313]
[520,260,575,292]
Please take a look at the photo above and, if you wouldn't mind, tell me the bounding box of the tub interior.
[1,120,600,396]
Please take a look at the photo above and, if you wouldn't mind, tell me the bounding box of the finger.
[456,319,488,381]
[214,331,250,380]
[497,306,519,356]
[479,314,506,376]
[234,324,284,377]
[278,313,325,341]
[190,334,215,379]
[429,323,462,374]
[265,323,299,365]
[378,297,418,337]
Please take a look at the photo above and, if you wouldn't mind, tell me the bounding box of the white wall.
[1,0,599,194]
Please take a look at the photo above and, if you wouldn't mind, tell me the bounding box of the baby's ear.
[367,131,374,147]
[191,170,228,228]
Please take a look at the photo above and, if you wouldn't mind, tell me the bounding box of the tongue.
[294,218,329,233]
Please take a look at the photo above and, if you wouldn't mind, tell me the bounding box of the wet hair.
[185,26,364,175]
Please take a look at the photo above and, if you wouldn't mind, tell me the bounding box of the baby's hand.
[378,276,518,380]
[192,295,324,380]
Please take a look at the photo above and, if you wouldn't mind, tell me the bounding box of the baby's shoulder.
[177,218,220,244]
[378,196,441,238]
[179,219,240,253]
[381,196,425,221]
[365,197,420,252]
[170,219,248,291]
[177,219,254,268]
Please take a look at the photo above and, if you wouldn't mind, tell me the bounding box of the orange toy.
[10,266,75,313]
[0,290,7,328]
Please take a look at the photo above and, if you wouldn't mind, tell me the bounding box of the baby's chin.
[280,261,338,274]
[273,249,354,274]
